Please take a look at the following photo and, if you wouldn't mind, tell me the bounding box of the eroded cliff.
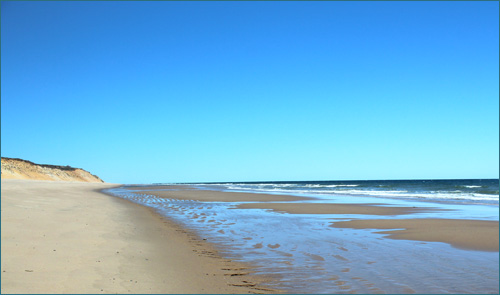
[1,157,104,183]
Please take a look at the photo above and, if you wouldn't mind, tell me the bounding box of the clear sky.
[1,1,498,184]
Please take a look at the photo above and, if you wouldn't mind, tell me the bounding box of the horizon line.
[137,178,500,185]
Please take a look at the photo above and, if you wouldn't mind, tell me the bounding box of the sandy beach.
[5,180,496,294]
[1,179,279,294]
[128,186,498,252]
[3,1,498,293]
[235,202,444,215]
[133,187,311,202]
[330,218,499,252]
[109,184,499,293]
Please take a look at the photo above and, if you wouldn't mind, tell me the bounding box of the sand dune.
[1,157,103,182]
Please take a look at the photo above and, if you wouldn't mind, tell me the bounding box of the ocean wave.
[199,180,499,204]
[331,190,498,201]
[304,184,359,188]
[217,186,499,203]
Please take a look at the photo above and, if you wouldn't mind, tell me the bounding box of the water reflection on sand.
[105,186,499,294]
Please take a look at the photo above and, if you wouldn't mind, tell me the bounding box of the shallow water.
[191,179,500,205]
[104,186,499,294]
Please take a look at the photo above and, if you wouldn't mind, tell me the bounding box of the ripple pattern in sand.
[104,187,500,294]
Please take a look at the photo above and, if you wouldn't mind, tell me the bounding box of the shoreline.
[111,185,499,293]
[101,187,281,294]
[125,186,498,253]
[111,185,499,292]
[330,218,499,252]
[1,179,280,294]
[6,180,496,293]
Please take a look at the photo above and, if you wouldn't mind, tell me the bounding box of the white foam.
[201,183,500,204]
[305,184,359,188]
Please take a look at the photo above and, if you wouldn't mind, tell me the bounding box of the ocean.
[105,178,499,293]
[186,178,499,205]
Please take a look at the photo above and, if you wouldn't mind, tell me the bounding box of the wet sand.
[330,218,499,252]
[132,188,311,202]
[235,202,444,215]
[1,180,279,294]
[135,186,498,253]
[107,185,499,293]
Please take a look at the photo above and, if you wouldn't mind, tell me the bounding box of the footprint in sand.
[252,243,263,249]
[273,250,293,257]
[267,243,280,249]
[333,254,349,262]
[305,253,325,261]
[217,229,225,234]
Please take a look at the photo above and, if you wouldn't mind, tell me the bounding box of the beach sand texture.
[134,188,310,202]
[105,185,499,293]
[235,202,444,216]
[330,218,499,252]
[1,180,279,294]
[132,186,499,253]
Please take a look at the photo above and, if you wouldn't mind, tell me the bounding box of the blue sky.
[1,1,498,184]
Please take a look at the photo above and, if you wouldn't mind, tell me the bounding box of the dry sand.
[330,218,499,252]
[1,157,104,182]
[1,179,279,294]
